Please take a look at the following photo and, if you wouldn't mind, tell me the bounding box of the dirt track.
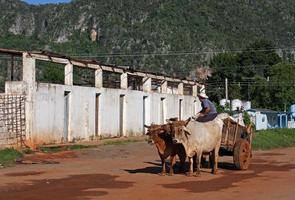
[0,142,295,200]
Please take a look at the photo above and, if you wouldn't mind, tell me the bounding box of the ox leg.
[168,155,176,176]
[159,156,166,176]
[179,154,186,173]
[186,157,194,177]
[211,148,218,174]
[195,153,202,176]
[193,155,197,172]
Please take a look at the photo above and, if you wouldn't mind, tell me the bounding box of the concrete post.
[95,68,103,88]
[120,73,128,89]
[22,52,36,142]
[64,63,73,86]
[142,77,151,92]
[161,81,167,93]
[178,83,184,95]
[193,85,198,97]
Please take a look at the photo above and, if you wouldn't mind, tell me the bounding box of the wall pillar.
[178,83,183,95]
[193,84,198,97]
[120,73,128,89]
[23,52,36,142]
[142,77,151,92]
[64,63,73,86]
[95,68,103,88]
[161,80,167,93]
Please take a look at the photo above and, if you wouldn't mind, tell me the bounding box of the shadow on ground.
[124,160,186,174]
[0,174,134,200]
[161,158,295,193]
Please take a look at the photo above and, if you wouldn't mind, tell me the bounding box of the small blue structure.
[290,104,295,121]
[247,109,289,130]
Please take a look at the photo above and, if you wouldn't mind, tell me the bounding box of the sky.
[24,0,71,5]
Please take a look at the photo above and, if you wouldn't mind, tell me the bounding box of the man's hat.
[198,87,208,99]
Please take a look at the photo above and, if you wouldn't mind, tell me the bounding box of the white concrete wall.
[6,82,201,144]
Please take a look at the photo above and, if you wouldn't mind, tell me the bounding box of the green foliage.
[0,148,23,167]
[252,129,295,150]
[243,111,252,126]
[208,39,291,110]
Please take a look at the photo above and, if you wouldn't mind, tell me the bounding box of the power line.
[66,46,295,58]
[0,45,294,59]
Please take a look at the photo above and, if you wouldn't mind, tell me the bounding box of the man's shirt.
[200,99,217,114]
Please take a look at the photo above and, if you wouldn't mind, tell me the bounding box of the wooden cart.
[219,117,253,170]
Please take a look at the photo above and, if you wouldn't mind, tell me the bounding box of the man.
[195,90,217,122]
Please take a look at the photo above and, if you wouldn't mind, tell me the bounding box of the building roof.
[0,48,201,86]
[247,108,289,114]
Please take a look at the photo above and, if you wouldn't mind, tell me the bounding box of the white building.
[0,49,202,146]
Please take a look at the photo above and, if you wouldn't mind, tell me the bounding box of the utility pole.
[10,55,14,81]
[225,78,228,101]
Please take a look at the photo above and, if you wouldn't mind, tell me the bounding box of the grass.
[39,144,93,153]
[102,139,140,146]
[39,138,142,153]
[0,148,23,167]
[252,128,295,150]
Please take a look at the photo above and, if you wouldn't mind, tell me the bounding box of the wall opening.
[36,60,64,84]
[179,99,183,120]
[167,82,179,94]
[73,66,95,87]
[143,96,149,134]
[0,56,23,93]
[151,79,162,92]
[128,75,143,91]
[95,93,101,137]
[64,91,71,142]
[119,94,125,136]
[184,84,193,95]
[160,97,166,124]
[103,71,121,89]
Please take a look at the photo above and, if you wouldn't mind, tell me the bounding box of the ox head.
[170,118,191,144]
[144,124,171,144]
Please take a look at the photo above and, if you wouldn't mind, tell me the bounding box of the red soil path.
[0,142,294,200]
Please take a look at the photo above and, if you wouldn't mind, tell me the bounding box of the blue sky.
[24,0,71,4]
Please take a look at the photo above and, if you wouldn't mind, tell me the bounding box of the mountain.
[1,0,295,76]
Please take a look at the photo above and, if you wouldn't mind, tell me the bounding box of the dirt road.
[0,142,294,200]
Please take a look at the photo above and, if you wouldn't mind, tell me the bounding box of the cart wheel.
[233,139,251,170]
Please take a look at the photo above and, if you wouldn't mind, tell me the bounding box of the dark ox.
[145,123,187,176]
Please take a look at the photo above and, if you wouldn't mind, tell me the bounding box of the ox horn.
[184,117,191,126]
[144,125,150,129]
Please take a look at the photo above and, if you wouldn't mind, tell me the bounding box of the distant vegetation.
[208,39,295,111]
[252,129,295,150]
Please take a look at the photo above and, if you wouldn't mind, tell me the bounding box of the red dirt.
[0,142,294,200]
[4,171,45,177]
[21,151,77,163]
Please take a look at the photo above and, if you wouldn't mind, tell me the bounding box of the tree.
[268,63,295,110]
[208,52,239,102]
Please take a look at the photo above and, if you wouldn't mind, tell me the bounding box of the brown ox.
[145,123,187,176]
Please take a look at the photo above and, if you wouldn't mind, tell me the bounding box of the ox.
[172,115,227,176]
[145,122,187,176]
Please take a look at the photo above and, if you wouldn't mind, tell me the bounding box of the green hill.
[1,0,295,74]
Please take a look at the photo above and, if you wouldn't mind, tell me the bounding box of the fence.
[0,94,26,148]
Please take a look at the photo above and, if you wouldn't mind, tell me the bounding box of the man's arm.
[199,100,212,115]
[199,107,210,116]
